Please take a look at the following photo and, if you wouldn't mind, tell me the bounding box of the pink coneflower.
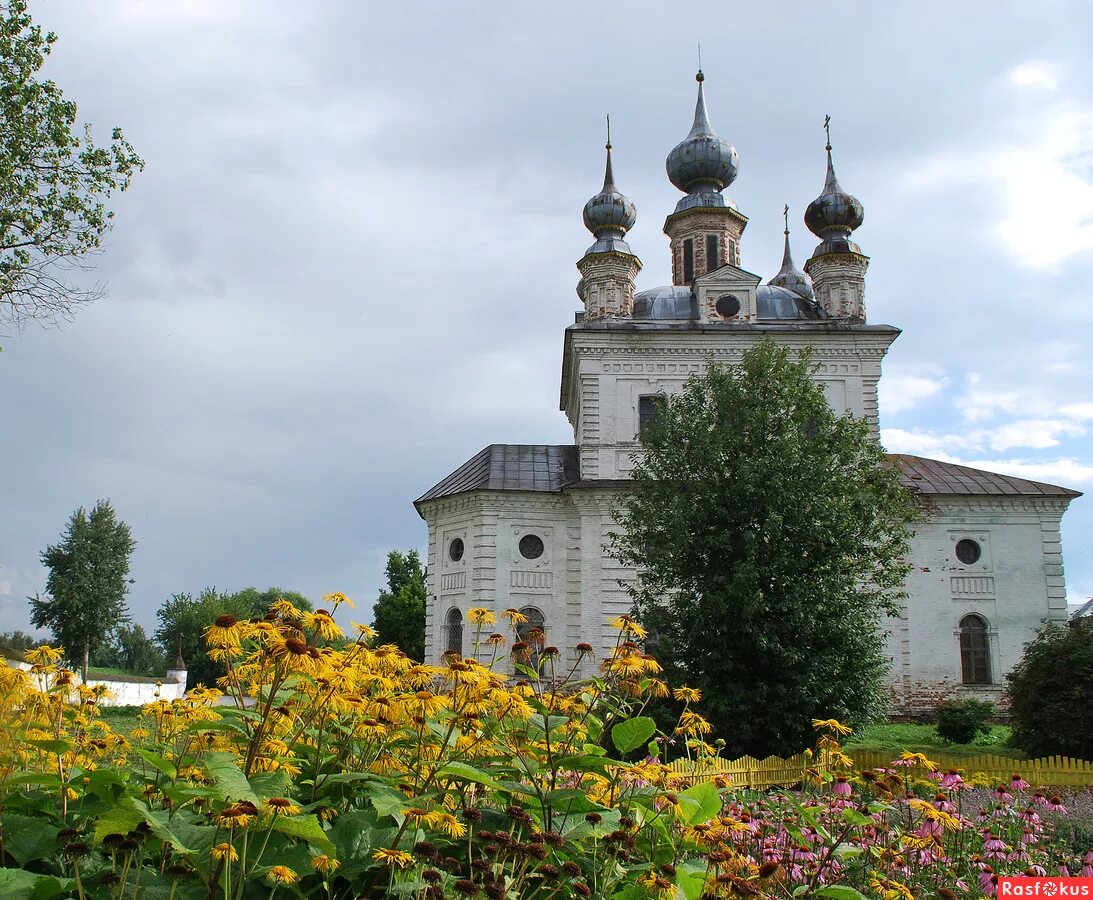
[1027,864,1047,876]
[1010,774,1030,791]
[917,819,943,840]
[1046,795,1068,813]
[833,777,852,798]
[941,770,965,789]
[935,794,957,813]
[982,835,1007,860]
[1018,807,1040,825]
[1032,791,1049,807]
[978,868,996,895]
[1019,829,1037,846]
[991,785,1014,803]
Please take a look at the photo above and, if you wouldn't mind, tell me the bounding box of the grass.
[96,706,143,737]
[845,722,1023,760]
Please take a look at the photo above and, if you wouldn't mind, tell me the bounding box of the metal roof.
[1070,598,1093,620]
[890,454,1082,498]
[415,444,579,510]
[416,447,1080,513]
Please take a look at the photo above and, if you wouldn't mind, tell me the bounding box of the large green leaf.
[137,749,177,781]
[269,814,334,856]
[365,784,411,819]
[611,717,656,754]
[434,761,505,790]
[678,782,721,826]
[330,810,384,878]
[0,868,52,900]
[813,887,869,900]
[93,796,197,855]
[201,752,258,804]
[676,858,710,900]
[0,814,58,866]
[25,739,73,755]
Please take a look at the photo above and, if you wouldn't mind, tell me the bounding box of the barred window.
[638,395,667,438]
[706,234,719,273]
[959,614,990,685]
[445,608,463,657]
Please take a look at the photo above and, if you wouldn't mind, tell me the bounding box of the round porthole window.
[955,539,981,565]
[518,534,544,560]
[715,294,741,318]
[448,538,464,562]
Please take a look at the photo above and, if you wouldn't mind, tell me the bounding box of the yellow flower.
[502,607,528,625]
[311,854,340,874]
[205,615,243,649]
[351,622,377,639]
[25,645,64,666]
[372,848,414,868]
[322,591,355,609]
[467,608,495,626]
[608,615,648,639]
[811,718,853,736]
[264,797,301,816]
[304,610,343,641]
[673,686,702,703]
[897,750,938,771]
[265,865,298,885]
[211,842,238,862]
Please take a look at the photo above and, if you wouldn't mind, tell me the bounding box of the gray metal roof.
[416,447,1080,514]
[415,444,580,509]
[891,455,1082,498]
[1070,598,1093,620]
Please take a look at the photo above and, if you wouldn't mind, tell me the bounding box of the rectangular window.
[682,239,694,283]
[706,234,719,273]
[638,395,667,438]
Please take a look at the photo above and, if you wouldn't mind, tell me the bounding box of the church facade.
[414,73,1080,716]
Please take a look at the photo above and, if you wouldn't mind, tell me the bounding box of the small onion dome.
[665,71,738,212]
[632,285,698,320]
[804,133,864,242]
[582,139,637,255]
[769,210,814,300]
[755,284,825,320]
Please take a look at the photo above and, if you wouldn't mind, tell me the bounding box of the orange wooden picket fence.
[668,751,1093,789]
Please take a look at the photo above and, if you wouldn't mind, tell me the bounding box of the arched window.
[516,606,547,672]
[682,239,694,283]
[445,608,463,658]
[705,234,719,273]
[959,614,990,685]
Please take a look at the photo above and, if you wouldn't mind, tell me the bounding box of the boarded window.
[446,608,463,657]
[959,614,990,684]
[683,239,694,283]
[638,395,667,438]
[706,234,720,273]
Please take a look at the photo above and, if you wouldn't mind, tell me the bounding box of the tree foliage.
[30,499,135,681]
[0,0,143,329]
[0,629,37,652]
[153,586,312,688]
[1005,619,1093,760]
[90,623,166,677]
[613,341,916,758]
[372,550,427,661]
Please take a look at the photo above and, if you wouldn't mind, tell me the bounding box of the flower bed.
[0,600,1088,898]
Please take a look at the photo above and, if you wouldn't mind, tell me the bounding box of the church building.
[414,72,1081,715]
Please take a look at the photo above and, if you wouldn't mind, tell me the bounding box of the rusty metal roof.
[415,444,580,510]
[890,454,1081,498]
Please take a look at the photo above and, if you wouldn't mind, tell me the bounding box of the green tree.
[0,629,38,652]
[91,623,166,677]
[0,0,142,329]
[1005,619,1093,760]
[372,550,427,661]
[154,586,313,688]
[30,500,136,682]
[612,341,916,758]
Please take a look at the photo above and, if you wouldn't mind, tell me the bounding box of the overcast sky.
[2,0,1091,636]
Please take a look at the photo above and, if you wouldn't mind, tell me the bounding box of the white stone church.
[414,73,1081,715]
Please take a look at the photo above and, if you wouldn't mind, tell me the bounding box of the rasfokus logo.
[998,878,1093,897]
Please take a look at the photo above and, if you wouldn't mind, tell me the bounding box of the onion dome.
[665,70,739,213]
[804,117,864,244]
[769,205,814,300]
[583,124,637,256]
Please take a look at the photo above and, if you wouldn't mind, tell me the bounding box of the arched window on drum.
[445,608,463,659]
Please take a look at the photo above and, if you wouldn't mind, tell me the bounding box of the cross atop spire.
[783,203,790,235]
[824,114,832,151]
[601,114,616,192]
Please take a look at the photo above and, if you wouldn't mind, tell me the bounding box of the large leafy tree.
[30,500,136,681]
[1005,619,1092,759]
[613,340,916,758]
[0,0,143,329]
[91,623,166,677]
[372,550,427,661]
[154,586,313,688]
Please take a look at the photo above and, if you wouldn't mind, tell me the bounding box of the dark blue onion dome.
[804,119,864,247]
[583,134,637,256]
[769,206,814,300]
[665,70,739,213]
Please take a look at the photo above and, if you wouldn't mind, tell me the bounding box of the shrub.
[935,698,995,743]
[1006,619,1093,759]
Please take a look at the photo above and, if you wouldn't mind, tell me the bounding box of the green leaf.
[678,781,722,825]
[330,810,396,879]
[201,752,258,804]
[676,858,710,900]
[0,868,55,900]
[840,807,872,827]
[0,815,58,866]
[813,887,870,900]
[269,814,334,856]
[434,761,505,790]
[3,771,62,789]
[611,717,656,754]
[25,739,73,755]
[93,796,197,855]
[137,748,177,780]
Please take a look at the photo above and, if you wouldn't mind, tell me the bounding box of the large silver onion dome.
[632,285,698,320]
[804,121,864,242]
[769,207,815,300]
[582,135,637,255]
[755,284,824,320]
[665,71,738,212]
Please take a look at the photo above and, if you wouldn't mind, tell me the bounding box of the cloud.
[1008,60,1063,92]
[1061,402,1093,421]
[986,418,1086,451]
[878,373,946,414]
[960,457,1093,487]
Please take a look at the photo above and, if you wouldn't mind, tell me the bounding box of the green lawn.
[845,722,1022,760]
[96,706,143,736]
